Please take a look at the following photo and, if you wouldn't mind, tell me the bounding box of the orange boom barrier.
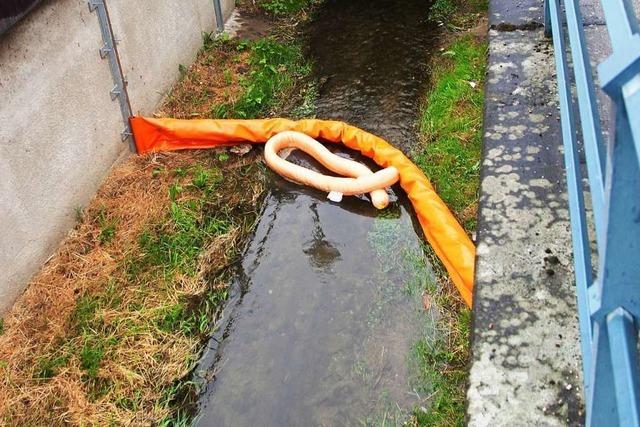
[131,117,475,307]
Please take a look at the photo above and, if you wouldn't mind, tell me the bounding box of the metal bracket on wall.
[213,0,224,32]
[88,0,136,152]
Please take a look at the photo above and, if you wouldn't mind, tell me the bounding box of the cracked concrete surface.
[468,28,584,426]
[468,1,639,425]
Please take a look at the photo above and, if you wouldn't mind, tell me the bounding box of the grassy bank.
[411,1,488,426]
[256,0,318,16]
[417,36,487,232]
[0,152,267,425]
[161,33,311,120]
[0,5,316,425]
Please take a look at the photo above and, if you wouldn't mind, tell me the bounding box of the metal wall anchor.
[88,0,136,152]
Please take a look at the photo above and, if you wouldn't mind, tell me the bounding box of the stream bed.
[196,0,440,425]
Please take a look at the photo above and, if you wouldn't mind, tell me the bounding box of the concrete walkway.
[466,0,638,425]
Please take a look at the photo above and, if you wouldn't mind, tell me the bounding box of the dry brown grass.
[0,3,322,423]
[158,43,251,120]
[0,150,267,425]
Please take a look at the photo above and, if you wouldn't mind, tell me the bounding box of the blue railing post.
[547,0,595,390]
[588,87,640,424]
[563,0,607,243]
[544,0,552,37]
[546,0,640,424]
[608,308,640,426]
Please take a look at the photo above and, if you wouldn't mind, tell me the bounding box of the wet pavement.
[195,0,440,425]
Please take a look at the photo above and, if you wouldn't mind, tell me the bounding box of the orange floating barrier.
[131,117,475,307]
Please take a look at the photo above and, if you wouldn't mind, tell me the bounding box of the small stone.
[230,144,252,156]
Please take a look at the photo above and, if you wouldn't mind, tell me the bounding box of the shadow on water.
[195,0,440,425]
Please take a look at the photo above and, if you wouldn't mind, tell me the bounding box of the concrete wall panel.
[0,0,127,313]
[108,0,233,115]
[221,0,235,25]
[0,0,236,313]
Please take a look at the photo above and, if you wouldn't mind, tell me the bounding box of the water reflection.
[195,0,440,422]
[303,202,342,271]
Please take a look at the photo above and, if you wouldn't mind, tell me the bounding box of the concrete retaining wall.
[0,0,234,313]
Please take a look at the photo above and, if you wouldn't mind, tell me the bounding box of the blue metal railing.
[544,0,640,425]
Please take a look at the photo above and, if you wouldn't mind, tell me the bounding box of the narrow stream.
[196,1,439,425]
[309,0,438,151]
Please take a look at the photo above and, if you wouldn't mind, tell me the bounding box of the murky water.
[195,0,439,425]
[309,0,438,151]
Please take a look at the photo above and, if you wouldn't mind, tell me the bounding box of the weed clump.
[429,0,487,29]
[213,37,309,118]
[161,35,311,121]
[258,0,314,15]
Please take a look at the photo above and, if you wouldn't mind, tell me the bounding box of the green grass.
[412,28,487,427]
[412,297,471,426]
[258,0,314,15]
[429,0,488,27]
[30,294,114,383]
[96,208,117,245]
[416,36,487,230]
[213,37,310,119]
[138,199,230,276]
[35,352,70,379]
[79,337,106,378]
[140,168,225,276]
[429,0,457,22]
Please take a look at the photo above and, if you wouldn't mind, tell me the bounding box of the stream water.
[196,1,439,425]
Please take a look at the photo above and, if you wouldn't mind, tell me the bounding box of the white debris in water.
[327,191,343,203]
